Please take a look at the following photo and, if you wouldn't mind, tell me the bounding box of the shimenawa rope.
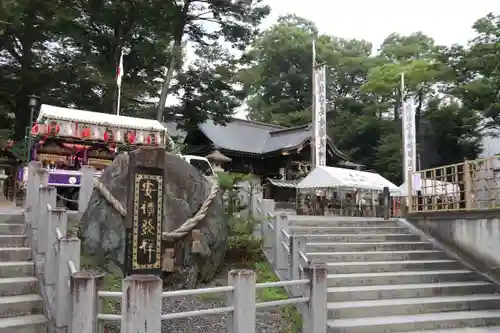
[93,178,218,240]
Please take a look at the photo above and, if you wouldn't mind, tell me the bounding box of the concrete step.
[0,262,34,278]
[307,241,434,252]
[403,327,500,332]
[328,281,499,302]
[328,294,500,318]
[289,226,411,235]
[0,314,47,333]
[325,259,462,274]
[0,214,24,225]
[0,278,38,297]
[327,270,482,287]
[0,248,30,262]
[301,233,421,242]
[0,224,23,235]
[0,294,43,319]
[0,236,26,248]
[308,250,449,262]
[327,310,500,333]
[289,218,400,228]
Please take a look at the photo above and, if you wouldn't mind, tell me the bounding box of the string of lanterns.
[31,120,161,146]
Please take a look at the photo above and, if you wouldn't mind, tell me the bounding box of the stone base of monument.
[79,150,228,289]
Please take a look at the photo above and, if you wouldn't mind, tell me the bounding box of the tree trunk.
[156,37,182,121]
[156,1,190,122]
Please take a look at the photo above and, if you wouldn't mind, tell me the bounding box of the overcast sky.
[261,0,499,48]
[228,0,499,118]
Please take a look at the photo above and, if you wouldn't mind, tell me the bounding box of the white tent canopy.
[37,104,167,132]
[297,166,401,194]
[399,177,460,197]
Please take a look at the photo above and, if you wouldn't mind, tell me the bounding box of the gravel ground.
[159,294,289,333]
[102,265,295,333]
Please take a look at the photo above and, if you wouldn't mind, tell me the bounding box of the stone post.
[25,162,38,211]
[383,186,390,220]
[227,269,256,333]
[274,212,289,271]
[121,275,162,333]
[261,199,275,250]
[289,234,307,288]
[26,163,46,224]
[302,261,328,333]
[78,166,95,215]
[70,272,104,333]
[37,186,56,255]
[45,208,68,286]
[55,237,81,330]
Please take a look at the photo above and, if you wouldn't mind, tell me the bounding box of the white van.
[178,155,215,177]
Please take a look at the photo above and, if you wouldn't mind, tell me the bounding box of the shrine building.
[165,118,359,202]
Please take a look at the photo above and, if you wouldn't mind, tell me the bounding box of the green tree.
[0,0,70,139]
[423,99,483,166]
[450,13,500,130]
[240,16,487,184]
[167,44,245,131]
[155,0,270,121]
[0,0,268,143]
[240,15,373,127]
[240,15,317,126]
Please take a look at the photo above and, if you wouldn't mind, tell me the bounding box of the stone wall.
[406,210,500,275]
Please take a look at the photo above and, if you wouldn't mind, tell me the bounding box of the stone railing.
[255,198,310,286]
[24,161,94,216]
[25,164,329,333]
[80,265,326,333]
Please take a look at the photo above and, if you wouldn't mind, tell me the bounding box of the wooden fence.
[24,162,329,333]
[407,156,500,212]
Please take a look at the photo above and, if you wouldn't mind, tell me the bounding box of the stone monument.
[79,150,228,289]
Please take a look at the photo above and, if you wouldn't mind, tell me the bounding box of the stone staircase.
[289,217,500,333]
[0,212,46,333]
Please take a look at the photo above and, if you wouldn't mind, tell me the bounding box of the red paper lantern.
[125,131,136,144]
[47,121,60,136]
[103,129,114,142]
[146,133,157,145]
[81,127,91,138]
[31,124,39,135]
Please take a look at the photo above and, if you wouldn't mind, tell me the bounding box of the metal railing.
[408,156,500,212]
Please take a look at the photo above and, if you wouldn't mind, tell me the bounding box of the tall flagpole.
[116,50,124,116]
[401,72,406,190]
[116,83,122,116]
[311,39,327,168]
[401,72,417,200]
[311,40,317,167]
